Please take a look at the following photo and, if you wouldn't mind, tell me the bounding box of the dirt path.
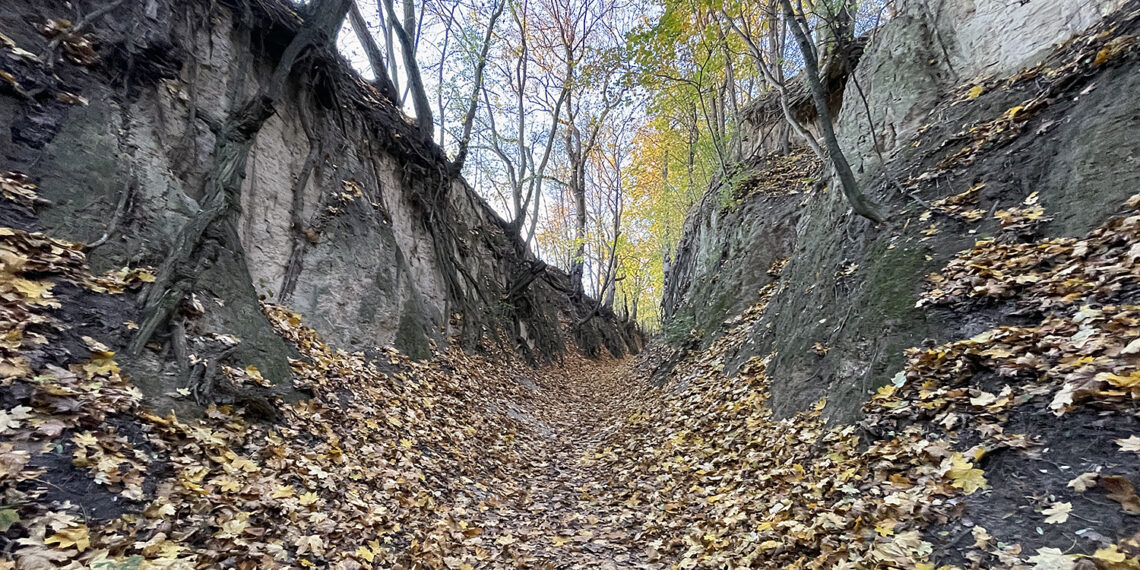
[469,360,648,569]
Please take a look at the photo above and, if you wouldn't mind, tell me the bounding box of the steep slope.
[0,0,637,418]
[664,0,1139,423]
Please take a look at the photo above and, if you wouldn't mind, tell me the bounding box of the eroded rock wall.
[665,0,1140,423]
[0,0,636,409]
[838,0,1125,181]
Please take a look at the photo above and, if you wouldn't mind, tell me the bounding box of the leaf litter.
[0,178,1137,569]
[2,11,1140,565]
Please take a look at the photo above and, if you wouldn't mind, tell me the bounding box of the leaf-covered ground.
[3,6,1140,568]
[2,162,1140,568]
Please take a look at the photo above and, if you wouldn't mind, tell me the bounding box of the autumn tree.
[473,0,570,237]
[532,0,632,298]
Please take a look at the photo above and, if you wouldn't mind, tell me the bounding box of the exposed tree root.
[129,0,352,356]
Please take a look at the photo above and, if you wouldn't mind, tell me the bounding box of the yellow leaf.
[1105,371,1140,388]
[355,545,375,562]
[967,85,985,99]
[1094,47,1112,66]
[1067,472,1098,493]
[10,277,54,303]
[1093,545,1127,563]
[45,524,90,552]
[946,453,987,494]
[299,492,319,506]
[1042,502,1071,524]
[214,477,241,493]
[271,485,295,499]
[72,431,98,448]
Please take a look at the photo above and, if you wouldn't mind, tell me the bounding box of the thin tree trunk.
[779,0,885,223]
[452,0,505,172]
[348,1,398,104]
[378,2,398,100]
[382,0,433,138]
[435,3,457,147]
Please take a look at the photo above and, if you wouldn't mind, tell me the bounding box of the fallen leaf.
[1041,501,1071,524]
[1027,547,1076,570]
[1101,475,1140,514]
[1115,435,1140,454]
[1067,472,1098,493]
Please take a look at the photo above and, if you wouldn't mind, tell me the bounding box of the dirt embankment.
[0,0,638,416]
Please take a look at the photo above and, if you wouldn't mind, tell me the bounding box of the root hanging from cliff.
[279,88,324,303]
[129,0,352,355]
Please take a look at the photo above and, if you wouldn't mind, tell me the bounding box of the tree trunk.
[779,0,886,224]
[379,3,398,97]
[452,0,505,172]
[382,0,433,139]
[348,1,398,104]
[815,0,856,69]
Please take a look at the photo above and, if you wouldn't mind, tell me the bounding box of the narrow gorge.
[1,0,1139,568]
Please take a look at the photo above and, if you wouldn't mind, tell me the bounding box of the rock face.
[838,0,1125,182]
[0,0,637,405]
[660,151,818,342]
[664,0,1140,422]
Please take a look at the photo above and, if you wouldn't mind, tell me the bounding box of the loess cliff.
[0,0,638,415]
[2,0,1140,568]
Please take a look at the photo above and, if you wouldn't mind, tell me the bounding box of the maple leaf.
[0,405,32,433]
[1101,475,1140,514]
[44,524,90,552]
[971,526,993,550]
[1115,435,1140,454]
[945,453,987,494]
[1041,501,1071,524]
[271,485,295,499]
[1092,545,1127,563]
[355,540,382,562]
[1027,547,1076,570]
[1104,370,1140,387]
[1066,472,1098,493]
[295,534,324,556]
